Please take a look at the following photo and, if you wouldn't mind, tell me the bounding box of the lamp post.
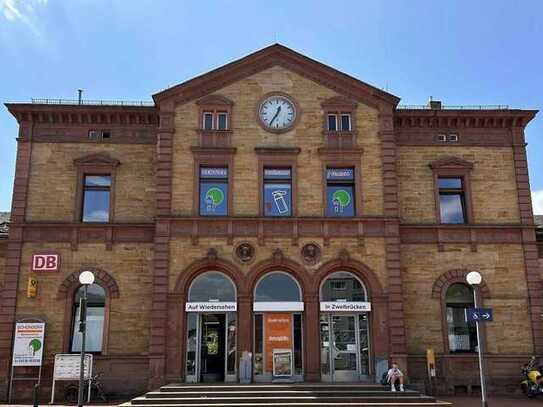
[77,271,94,407]
[466,271,488,407]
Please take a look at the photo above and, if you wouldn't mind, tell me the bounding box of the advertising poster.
[273,349,293,377]
[12,322,45,367]
[264,313,292,373]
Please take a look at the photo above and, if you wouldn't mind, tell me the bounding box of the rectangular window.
[203,112,214,130]
[438,177,466,224]
[327,114,337,132]
[326,168,355,217]
[199,167,228,216]
[82,175,111,223]
[217,112,228,130]
[340,114,351,131]
[263,167,292,217]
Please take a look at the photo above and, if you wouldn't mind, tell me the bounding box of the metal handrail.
[30,98,155,107]
[397,104,509,110]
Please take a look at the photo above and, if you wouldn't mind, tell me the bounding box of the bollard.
[33,383,39,407]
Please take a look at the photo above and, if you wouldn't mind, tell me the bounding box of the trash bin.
[239,351,252,384]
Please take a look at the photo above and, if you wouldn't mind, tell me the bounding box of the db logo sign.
[32,253,60,272]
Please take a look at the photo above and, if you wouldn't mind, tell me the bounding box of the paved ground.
[441,396,542,406]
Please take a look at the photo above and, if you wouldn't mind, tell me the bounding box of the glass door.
[320,314,369,382]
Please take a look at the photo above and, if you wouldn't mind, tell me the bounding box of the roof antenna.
[78,89,83,105]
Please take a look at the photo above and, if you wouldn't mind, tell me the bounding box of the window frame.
[198,166,229,217]
[73,154,119,223]
[196,94,234,131]
[430,157,474,225]
[81,174,112,223]
[444,283,478,354]
[325,167,356,217]
[69,283,107,354]
[262,166,293,217]
[319,158,363,217]
[256,147,300,217]
[191,148,235,217]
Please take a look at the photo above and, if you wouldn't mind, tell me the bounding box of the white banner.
[320,301,371,312]
[185,302,237,312]
[253,302,304,312]
[53,354,93,380]
[12,322,45,367]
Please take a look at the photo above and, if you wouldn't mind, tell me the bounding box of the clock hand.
[269,105,282,126]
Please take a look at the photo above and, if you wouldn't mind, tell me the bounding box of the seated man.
[387,362,405,392]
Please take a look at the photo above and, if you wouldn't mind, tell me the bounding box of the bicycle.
[63,372,107,404]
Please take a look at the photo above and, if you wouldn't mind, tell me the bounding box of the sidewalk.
[442,396,541,406]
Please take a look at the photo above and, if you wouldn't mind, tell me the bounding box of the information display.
[12,322,45,367]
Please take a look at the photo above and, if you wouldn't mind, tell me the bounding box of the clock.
[257,93,298,133]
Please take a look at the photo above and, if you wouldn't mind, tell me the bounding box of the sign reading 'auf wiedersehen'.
[185,302,237,312]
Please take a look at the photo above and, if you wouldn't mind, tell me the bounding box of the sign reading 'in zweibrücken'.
[185,302,237,312]
[320,302,372,312]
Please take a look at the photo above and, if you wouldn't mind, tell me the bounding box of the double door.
[185,312,237,383]
[320,313,369,382]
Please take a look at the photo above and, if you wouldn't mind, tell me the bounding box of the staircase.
[120,383,452,406]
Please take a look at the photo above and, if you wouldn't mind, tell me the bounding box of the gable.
[153,44,399,109]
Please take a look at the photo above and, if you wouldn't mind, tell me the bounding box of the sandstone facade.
[0,45,540,400]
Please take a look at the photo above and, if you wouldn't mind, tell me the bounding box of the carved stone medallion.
[234,242,255,264]
[301,242,321,265]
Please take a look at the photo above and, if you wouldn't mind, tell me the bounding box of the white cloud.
[532,190,543,215]
[0,0,48,36]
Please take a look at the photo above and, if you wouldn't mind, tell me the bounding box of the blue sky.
[0,0,541,213]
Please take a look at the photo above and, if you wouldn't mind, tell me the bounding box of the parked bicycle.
[63,372,107,404]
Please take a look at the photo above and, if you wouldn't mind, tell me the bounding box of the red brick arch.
[56,267,120,300]
[432,268,490,300]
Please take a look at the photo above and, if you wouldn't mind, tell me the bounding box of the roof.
[0,212,9,236]
[152,43,400,108]
[535,215,543,228]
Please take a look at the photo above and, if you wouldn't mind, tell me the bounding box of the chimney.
[428,97,442,110]
[78,89,83,105]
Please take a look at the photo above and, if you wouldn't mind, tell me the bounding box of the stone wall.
[26,143,156,223]
[398,146,520,224]
[171,66,383,217]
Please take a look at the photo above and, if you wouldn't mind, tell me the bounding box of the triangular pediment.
[74,153,120,167]
[153,44,399,109]
[429,156,474,170]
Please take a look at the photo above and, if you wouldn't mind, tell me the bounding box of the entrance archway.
[319,271,371,382]
[185,271,237,383]
[253,271,304,382]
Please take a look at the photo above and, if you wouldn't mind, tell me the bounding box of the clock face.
[258,95,297,131]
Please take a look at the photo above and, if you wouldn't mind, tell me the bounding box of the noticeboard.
[53,354,92,380]
[12,322,45,367]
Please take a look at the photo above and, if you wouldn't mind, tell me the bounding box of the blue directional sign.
[465,308,493,323]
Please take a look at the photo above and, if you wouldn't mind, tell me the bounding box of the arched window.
[188,271,236,302]
[254,272,301,302]
[71,284,106,353]
[320,271,367,302]
[446,283,477,353]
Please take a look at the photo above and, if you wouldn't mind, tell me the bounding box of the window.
[254,272,301,302]
[82,175,111,222]
[201,111,228,130]
[321,272,367,302]
[188,272,236,302]
[263,167,292,217]
[326,168,355,217]
[326,113,351,131]
[71,284,106,353]
[438,177,466,224]
[199,167,228,216]
[446,283,477,353]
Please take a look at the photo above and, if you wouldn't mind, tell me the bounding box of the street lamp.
[466,271,488,407]
[77,271,94,407]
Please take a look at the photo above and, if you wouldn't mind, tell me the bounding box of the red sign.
[32,254,60,272]
[264,313,292,371]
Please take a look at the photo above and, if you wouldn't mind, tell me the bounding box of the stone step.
[146,390,422,398]
[130,396,440,405]
[120,402,452,407]
[159,384,393,393]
